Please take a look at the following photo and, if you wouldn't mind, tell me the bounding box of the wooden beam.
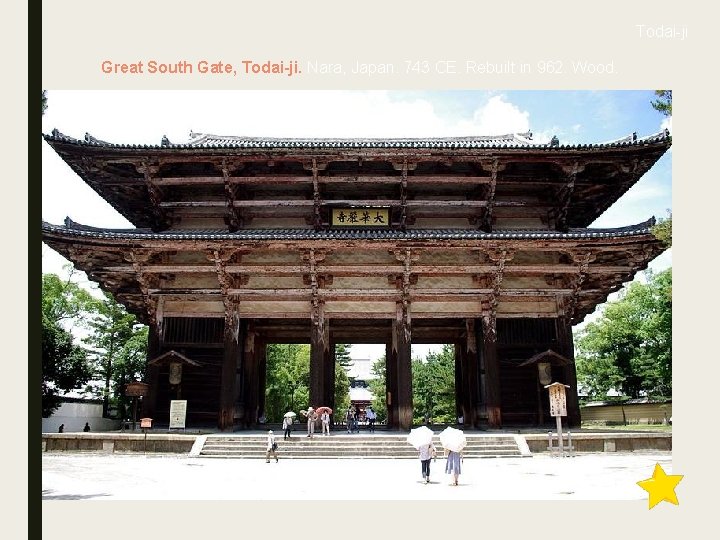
[138,162,170,231]
[101,263,638,276]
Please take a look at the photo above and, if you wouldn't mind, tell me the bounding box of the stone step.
[197,434,526,459]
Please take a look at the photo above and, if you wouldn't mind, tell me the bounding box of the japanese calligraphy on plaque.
[331,208,389,227]
[546,383,569,417]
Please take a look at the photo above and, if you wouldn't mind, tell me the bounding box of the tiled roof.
[42,218,658,241]
[43,129,671,151]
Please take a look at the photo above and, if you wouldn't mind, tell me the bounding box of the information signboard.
[547,383,568,417]
[169,400,188,429]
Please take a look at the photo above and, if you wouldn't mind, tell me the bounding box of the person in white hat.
[266,430,278,463]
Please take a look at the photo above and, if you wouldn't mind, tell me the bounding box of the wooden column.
[219,310,242,431]
[309,321,327,408]
[242,330,260,428]
[466,320,482,428]
[556,318,581,428]
[385,342,398,429]
[141,323,162,419]
[258,343,268,422]
[455,342,468,425]
[480,317,502,428]
[462,338,480,428]
[233,320,246,427]
[393,321,413,431]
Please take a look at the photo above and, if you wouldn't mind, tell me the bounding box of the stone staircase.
[197,432,530,459]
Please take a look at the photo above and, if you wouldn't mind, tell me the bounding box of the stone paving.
[41,450,673,501]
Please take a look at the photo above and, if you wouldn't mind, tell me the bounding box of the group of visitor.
[416,441,462,485]
[267,419,464,485]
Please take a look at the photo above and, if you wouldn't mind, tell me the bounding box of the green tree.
[333,344,351,414]
[42,321,92,417]
[112,326,148,421]
[652,212,672,247]
[368,356,387,422]
[264,344,310,422]
[651,90,672,116]
[412,345,456,424]
[575,268,672,399]
[41,271,96,417]
[84,292,146,417]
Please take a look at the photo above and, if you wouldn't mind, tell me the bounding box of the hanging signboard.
[169,400,188,429]
[546,383,569,417]
[125,381,149,397]
[331,208,390,227]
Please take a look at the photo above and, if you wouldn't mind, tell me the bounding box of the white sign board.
[548,384,567,417]
[169,400,188,429]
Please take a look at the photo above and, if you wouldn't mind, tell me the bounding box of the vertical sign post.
[140,417,153,454]
[545,382,570,456]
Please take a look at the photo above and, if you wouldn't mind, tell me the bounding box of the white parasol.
[284,411,297,419]
[439,426,467,452]
[406,426,435,449]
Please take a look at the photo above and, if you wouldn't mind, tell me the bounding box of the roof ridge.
[43,129,671,150]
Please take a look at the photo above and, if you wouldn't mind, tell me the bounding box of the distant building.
[41,396,120,433]
[347,359,376,420]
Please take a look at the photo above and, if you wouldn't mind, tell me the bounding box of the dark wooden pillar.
[242,330,260,428]
[466,320,483,428]
[455,342,467,424]
[258,343,267,421]
[556,318,581,428]
[393,321,413,431]
[233,321,246,427]
[219,311,242,431]
[142,323,162,419]
[480,317,502,428]
[309,321,327,408]
[385,342,398,429]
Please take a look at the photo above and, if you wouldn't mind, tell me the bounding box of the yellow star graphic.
[637,463,683,509]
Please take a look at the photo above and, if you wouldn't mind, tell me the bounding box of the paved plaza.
[41,451,673,501]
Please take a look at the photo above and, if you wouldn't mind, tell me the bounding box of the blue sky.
[41,90,672,359]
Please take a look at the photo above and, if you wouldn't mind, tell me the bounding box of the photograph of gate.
[41,90,671,434]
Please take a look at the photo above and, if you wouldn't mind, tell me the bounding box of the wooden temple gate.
[41,129,670,431]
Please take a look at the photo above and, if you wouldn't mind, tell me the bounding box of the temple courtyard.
[41,451,673,501]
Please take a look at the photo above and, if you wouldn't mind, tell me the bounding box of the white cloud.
[661,116,672,134]
[460,95,530,135]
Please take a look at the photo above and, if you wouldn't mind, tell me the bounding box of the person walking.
[282,414,293,440]
[352,406,360,433]
[365,406,376,433]
[444,448,462,486]
[345,406,355,433]
[418,441,437,483]
[306,407,318,438]
[266,430,279,463]
[58,424,64,433]
[321,411,331,436]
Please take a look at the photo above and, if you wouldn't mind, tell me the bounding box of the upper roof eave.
[43,129,671,153]
[41,217,661,242]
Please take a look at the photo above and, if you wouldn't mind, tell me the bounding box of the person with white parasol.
[407,426,437,484]
[282,411,296,440]
[439,426,466,486]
